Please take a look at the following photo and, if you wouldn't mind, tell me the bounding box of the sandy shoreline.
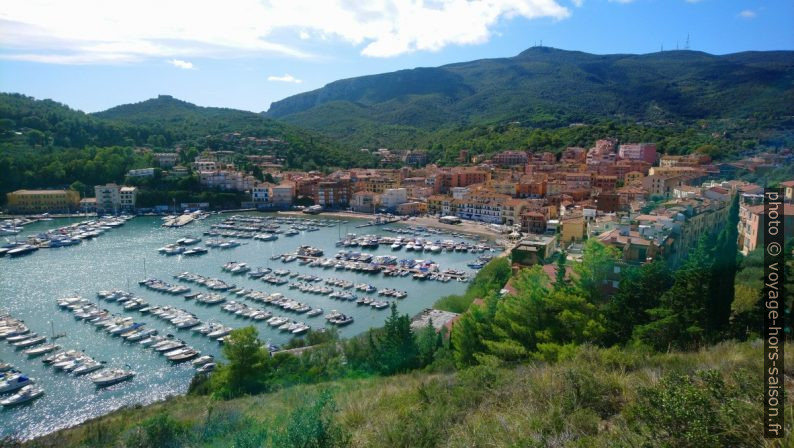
[276,210,506,240]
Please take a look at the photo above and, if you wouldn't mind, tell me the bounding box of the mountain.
[95,95,289,140]
[266,47,794,147]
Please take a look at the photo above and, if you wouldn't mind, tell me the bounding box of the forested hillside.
[266,47,794,154]
[0,93,373,205]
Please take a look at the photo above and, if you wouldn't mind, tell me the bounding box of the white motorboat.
[13,335,46,349]
[5,332,35,343]
[0,374,33,393]
[90,369,135,387]
[196,363,215,373]
[1,385,44,407]
[72,361,104,376]
[191,355,214,367]
[168,349,199,362]
[24,343,60,357]
[154,340,184,352]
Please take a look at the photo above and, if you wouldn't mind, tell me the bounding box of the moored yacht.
[91,369,135,387]
[1,385,44,407]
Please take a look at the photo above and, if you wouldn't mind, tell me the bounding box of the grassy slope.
[24,340,793,447]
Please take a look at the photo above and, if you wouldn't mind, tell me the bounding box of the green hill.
[266,47,794,149]
[22,341,793,448]
[0,93,374,203]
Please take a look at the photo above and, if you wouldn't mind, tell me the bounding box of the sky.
[0,0,792,113]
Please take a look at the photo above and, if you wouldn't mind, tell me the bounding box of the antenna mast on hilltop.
[685,34,690,50]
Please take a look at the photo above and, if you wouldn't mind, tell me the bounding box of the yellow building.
[357,176,397,194]
[396,201,427,216]
[6,189,80,214]
[560,216,586,243]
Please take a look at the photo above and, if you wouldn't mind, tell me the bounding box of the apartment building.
[454,190,510,224]
[6,189,80,214]
[270,183,295,208]
[94,183,121,213]
[198,170,256,191]
[520,211,547,234]
[492,150,528,166]
[643,174,686,198]
[251,184,270,204]
[352,191,379,213]
[618,143,657,164]
[433,168,491,194]
[380,188,408,211]
[317,180,351,208]
[119,186,137,211]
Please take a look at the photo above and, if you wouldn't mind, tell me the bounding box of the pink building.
[618,143,657,165]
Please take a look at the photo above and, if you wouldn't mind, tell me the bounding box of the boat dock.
[354,217,401,228]
[163,214,195,228]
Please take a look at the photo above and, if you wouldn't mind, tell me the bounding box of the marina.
[0,212,481,439]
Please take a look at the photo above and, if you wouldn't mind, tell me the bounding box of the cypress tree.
[709,193,739,336]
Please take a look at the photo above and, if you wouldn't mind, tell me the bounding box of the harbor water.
[0,213,480,439]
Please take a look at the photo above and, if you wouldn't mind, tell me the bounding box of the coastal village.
[4,133,794,335]
[5,135,793,272]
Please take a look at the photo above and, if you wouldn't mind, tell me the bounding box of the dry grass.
[22,340,794,448]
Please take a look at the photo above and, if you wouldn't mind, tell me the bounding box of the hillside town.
[4,135,793,273]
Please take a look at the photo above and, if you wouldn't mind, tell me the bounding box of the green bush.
[124,412,191,448]
[272,390,350,448]
[627,369,762,448]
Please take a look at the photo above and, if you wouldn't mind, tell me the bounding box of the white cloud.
[571,0,583,7]
[0,0,571,64]
[738,9,756,19]
[267,73,302,83]
[168,59,195,69]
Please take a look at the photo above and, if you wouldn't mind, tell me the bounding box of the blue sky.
[1,0,792,113]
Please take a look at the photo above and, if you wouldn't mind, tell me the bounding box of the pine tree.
[573,240,621,303]
[603,262,673,345]
[634,237,714,350]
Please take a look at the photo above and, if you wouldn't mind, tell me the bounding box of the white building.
[153,153,179,168]
[127,168,156,178]
[94,184,120,213]
[252,184,270,203]
[198,170,256,191]
[119,186,137,211]
[380,188,407,211]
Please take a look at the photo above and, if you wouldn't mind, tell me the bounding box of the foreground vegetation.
[12,197,792,447]
[20,341,793,448]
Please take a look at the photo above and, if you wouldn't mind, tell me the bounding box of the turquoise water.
[0,213,477,439]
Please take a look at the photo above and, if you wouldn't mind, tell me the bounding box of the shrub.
[627,369,761,448]
[272,389,350,448]
[124,412,191,448]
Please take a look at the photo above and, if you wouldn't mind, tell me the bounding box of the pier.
[162,214,195,228]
